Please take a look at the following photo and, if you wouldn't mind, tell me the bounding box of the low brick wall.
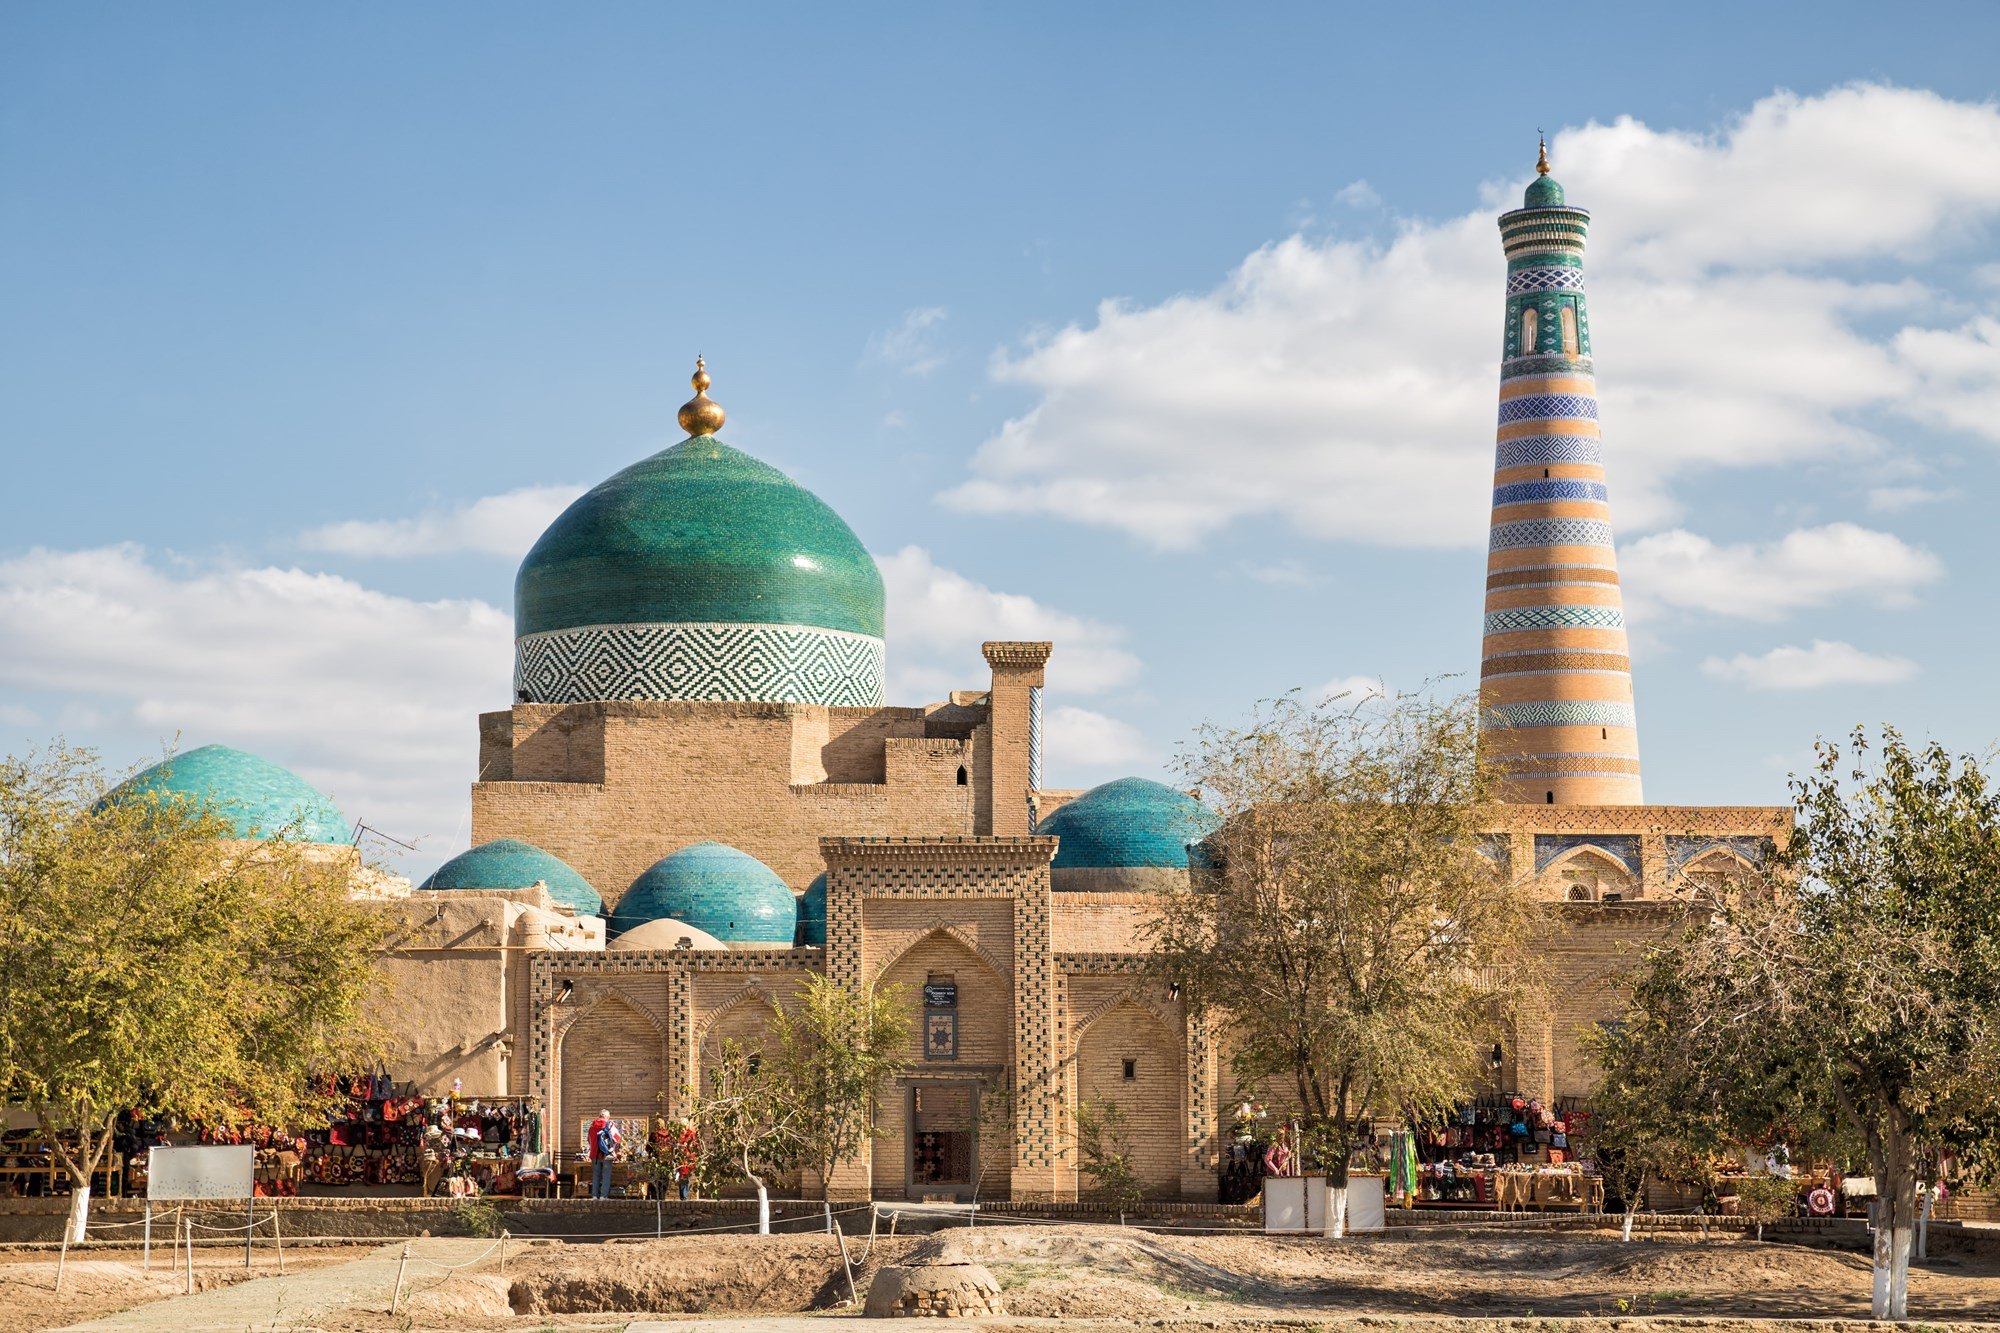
[0,1196,842,1245]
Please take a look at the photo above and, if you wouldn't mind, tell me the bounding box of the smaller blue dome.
[613,842,797,944]
[1524,173,1564,208]
[1037,777,1222,874]
[101,744,349,845]
[796,874,827,947]
[420,839,603,917]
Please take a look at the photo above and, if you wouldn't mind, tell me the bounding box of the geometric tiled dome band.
[515,621,886,707]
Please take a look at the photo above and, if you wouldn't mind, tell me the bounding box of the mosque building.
[110,153,1789,1202]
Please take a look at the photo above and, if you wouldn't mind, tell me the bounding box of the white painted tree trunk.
[66,1183,91,1243]
[1621,1206,1636,1242]
[756,1181,771,1235]
[824,1200,834,1234]
[1323,1184,1348,1239]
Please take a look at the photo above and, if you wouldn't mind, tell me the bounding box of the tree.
[0,743,384,1240]
[684,1038,802,1234]
[1578,1005,1732,1240]
[1074,1097,1144,1218]
[767,972,912,1221]
[1630,727,2000,1319]
[1147,690,1541,1235]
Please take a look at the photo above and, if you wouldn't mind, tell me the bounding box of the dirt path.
[51,1237,509,1332]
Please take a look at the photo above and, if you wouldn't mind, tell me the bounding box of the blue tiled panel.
[1534,833,1642,874]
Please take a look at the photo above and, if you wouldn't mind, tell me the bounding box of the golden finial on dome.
[1536,134,1551,176]
[678,356,726,437]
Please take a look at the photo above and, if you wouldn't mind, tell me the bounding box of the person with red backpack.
[586,1110,623,1199]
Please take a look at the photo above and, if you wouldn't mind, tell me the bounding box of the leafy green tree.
[1631,727,2000,1319]
[0,743,383,1240]
[1731,1174,1800,1241]
[684,1037,802,1233]
[1074,1097,1144,1217]
[1579,1006,1732,1240]
[1147,689,1541,1235]
[768,972,912,1217]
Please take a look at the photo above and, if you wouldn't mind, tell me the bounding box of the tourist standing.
[587,1110,622,1199]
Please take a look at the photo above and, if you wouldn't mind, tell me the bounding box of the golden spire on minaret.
[1536,136,1551,175]
[678,356,726,437]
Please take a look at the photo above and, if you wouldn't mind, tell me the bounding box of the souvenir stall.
[292,1077,543,1197]
[1403,1093,1602,1211]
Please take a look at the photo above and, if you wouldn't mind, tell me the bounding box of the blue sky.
[4,3,1999,874]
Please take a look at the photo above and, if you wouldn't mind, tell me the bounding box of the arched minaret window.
[1560,304,1579,355]
[1520,307,1538,354]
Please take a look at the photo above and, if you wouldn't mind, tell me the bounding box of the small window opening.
[747,1053,762,1076]
[1521,307,1538,352]
[1546,790,1555,804]
[1601,892,1624,903]
[1543,468,1549,478]
[1560,304,1579,355]
[1601,728,1608,740]
[1121,1058,1137,1081]
[955,766,968,785]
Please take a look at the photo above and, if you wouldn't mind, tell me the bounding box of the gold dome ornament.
[677,357,726,436]
[1536,135,1551,175]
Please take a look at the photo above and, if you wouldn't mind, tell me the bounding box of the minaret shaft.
[1480,160,1643,805]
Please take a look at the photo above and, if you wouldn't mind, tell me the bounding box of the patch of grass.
[991,1260,1064,1291]
[1648,1287,1691,1302]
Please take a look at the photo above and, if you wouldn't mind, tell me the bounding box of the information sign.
[147,1145,254,1201]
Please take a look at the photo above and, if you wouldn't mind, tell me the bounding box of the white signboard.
[147,1145,254,1201]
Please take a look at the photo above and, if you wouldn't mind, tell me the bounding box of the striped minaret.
[1480,142,1643,805]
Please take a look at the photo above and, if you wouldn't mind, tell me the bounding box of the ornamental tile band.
[1489,518,1615,551]
[1484,605,1626,633]
[1505,266,1588,294]
[1492,479,1611,506]
[1494,435,1604,467]
[1498,393,1599,425]
[1487,700,1638,730]
[514,621,886,707]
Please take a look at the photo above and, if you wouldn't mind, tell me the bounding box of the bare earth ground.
[3,1225,1996,1332]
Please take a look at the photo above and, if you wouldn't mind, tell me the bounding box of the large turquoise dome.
[419,838,603,917]
[612,842,798,945]
[101,744,350,845]
[1037,777,1222,891]
[513,368,886,708]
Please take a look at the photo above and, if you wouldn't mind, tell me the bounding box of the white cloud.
[1701,639,1918,690]
[0,545,509,869]
[1866,484,1957,513]
[942,85,2000,550]
[1334,180,1381,209]
[1316,675,1389,706]
[0,537,1153,869]
[298,484,584,558]
[875,545,1140,699]
[1041,705,1152,776]
[867,306,950,376]
[1620,522,1942,621]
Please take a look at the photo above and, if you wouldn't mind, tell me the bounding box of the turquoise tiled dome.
[516,436,883,640]
[512,425,888,708]
[100,744,350,845]
[419,838,603,917]
[795,873,827,947]
[1524,174,1565,208]
[612,842,798,944]
[1037,777,1222,877]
